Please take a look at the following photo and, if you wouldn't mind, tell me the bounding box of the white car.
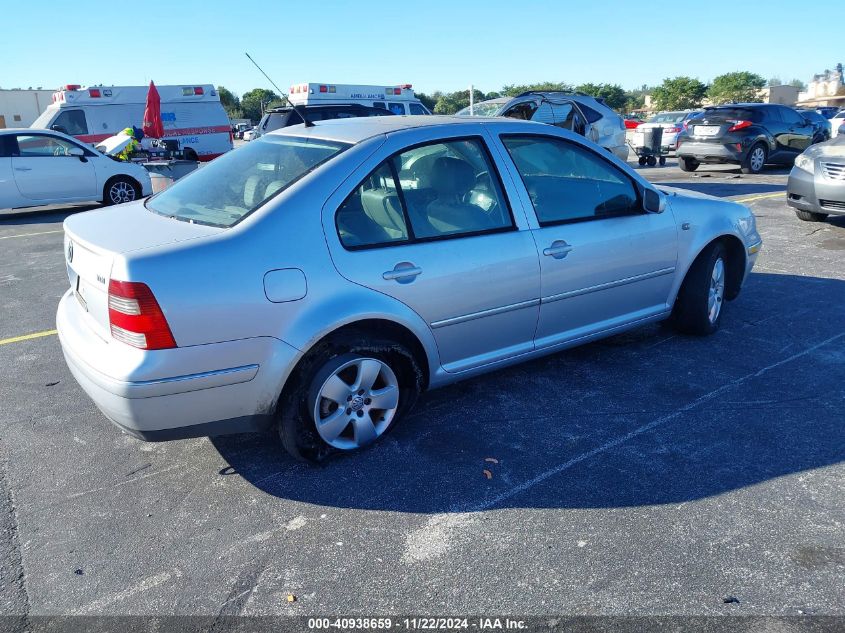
[830,110,845,138]
[242,128,258,142]
[0,128,152,210]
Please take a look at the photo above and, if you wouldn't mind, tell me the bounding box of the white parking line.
[0,229,63,240]
[465,331,845,513]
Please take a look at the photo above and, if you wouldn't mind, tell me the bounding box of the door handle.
[543,240,574,259]
[14,167,32,172]
[383,263,422,283]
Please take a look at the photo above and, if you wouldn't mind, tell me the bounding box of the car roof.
[265,115,500,144]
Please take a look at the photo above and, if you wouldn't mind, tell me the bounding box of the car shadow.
[0,205,98,226]
[210,272,845,513]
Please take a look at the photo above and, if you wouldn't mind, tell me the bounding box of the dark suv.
[254,104,394,140]
[676,103,815,174]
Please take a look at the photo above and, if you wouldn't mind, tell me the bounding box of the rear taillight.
[664,126,680,134]
[107,280,176,350]
[728,120,752,132]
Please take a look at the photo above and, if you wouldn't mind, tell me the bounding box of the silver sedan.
[57,116,762,461]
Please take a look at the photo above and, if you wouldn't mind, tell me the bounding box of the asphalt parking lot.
[1,159,843,620]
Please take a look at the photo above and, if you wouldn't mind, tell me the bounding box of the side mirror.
[68,146,85,157]
[50,124,69,134]
[643,188,665,213]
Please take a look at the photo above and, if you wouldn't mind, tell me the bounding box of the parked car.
[816,107,840,119]
[0,128,151,210]
[676,104,815,174]
[623,115,643,130]
[634,110,703,153]
[787,135,845,222]
[253,104,394,140]
[233,123,252,140]
[798,109,832,143]
[456,92,629,161]
[57,116,761,461]
[829,110,845,138]
[241,127,258,142]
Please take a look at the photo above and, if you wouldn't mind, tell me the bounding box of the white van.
[287,83,431,116]
[30,84,233,161]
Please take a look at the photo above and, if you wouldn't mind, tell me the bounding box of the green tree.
[414,91,438,112]
[789,78,807,91]
[651,76,708,110]
[217,86,239,109]
[433,89,496,114]
[501,81,572,97]
[575,83,627,110]
[767,77,782,87]
[240,88,282,122]
[707,71,766,104]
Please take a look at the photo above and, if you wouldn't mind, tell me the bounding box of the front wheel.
[795,209,828,222]
[103,177,140,206]
[277,335,423,462]
[678,156,699,172]
[741,143,767,174]
[672,242,728,336]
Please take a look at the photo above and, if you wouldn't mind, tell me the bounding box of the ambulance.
[30,84,233,161]
[287,83,432,116]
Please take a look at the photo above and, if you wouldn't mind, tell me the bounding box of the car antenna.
[244,52,314,127]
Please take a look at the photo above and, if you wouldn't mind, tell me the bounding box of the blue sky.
[1,0,839,97]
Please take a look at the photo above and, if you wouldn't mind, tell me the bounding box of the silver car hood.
[64,200,222,255]
[657,185,722,201]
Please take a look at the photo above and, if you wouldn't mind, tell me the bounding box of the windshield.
[31,107,58,129]
[456,102,505,117]
[647,112,685,123]
[146,135,349,227]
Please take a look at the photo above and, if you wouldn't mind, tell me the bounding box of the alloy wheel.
[109,180,136,204]
[750,147,765,172]
[708,257,725,324]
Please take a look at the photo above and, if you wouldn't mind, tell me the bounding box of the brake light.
[108,280,176,350]
[664,126,680,134]
[64,84,81,91]
[88,88,101,98]
[728,120,752,132]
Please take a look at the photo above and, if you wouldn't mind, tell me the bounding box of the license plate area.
[75,275,89,312]
[695,125,721,136]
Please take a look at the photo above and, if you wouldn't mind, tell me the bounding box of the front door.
[12,134,97,201]
[325,135,540,373]
[498,133,678,349]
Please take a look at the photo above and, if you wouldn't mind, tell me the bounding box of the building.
[0,89,54,128]
[797,64,845,108]
[758,85,799,106]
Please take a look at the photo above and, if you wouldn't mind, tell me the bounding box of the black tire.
[277,334,423,463]
[647,155,657,167]
[659,156,667,166]
[741,143,767,174]
[794,209,828,222]
[638,156,647,166]
[672,242,728,336]
[102,176,141,206]
[678,156,699,172]
[183,148,199,161]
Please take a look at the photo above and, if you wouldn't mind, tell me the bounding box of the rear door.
[323,130,541,373]
[776,106,813,154]
[11,133,97,201]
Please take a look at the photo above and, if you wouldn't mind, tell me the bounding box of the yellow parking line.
[0,230,63,240]
[0,329,58,346]
[733,192,784,204]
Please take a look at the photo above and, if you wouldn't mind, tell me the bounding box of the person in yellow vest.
[115,127,142,161]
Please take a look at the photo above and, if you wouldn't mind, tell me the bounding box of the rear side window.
[503,102,538,121]
[502,135,638,225]
[388,103,405,115]
[147,135,348,227]
[336,137,513,249]
[372,101,386,110]
[578,104,603,123]
[51,109,88,135]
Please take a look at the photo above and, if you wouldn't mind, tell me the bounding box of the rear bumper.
[56,290,301,440]
[787,166,845,216]
[677,141,744,164]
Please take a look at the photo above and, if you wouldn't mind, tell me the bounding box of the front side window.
[409,103,427,115]
[51,109,88,135]
[15,134,79,157]
[147,135,348,227]
[503,102,538,121]
[779,107,803,125]
[502,135,639,225]
[336,138,513,249]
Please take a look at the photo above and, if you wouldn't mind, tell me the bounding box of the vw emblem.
[67,242,74,263]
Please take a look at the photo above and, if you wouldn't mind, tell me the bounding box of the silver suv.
[457,92,628,161]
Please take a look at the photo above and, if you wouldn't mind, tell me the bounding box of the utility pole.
[469,84,474,115]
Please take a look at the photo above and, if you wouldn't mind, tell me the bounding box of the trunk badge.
[67,242,74,263]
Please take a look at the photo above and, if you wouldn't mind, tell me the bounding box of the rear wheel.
[678,156,699,172]
[659,156,667,166]
[103,177,140,206]
[672,242,728,336]
[646,155,657,167]
[794,209,828,222]
[638,156,647,166]
[741,143,767,174]
[277,334,423,462]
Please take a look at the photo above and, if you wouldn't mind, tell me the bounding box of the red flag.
[142,80,164,139]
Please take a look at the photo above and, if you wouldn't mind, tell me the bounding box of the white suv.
[457,91,628,161]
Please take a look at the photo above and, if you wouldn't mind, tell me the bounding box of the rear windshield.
[146,135,349,227]
[699,108,763,122]
[648,112,685,123]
